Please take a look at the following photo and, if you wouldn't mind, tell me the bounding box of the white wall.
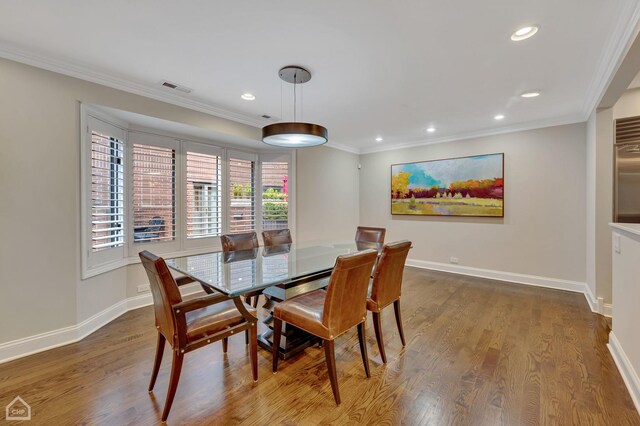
[296,146,360,242]
[610,224,640,411]
[0,57,256,341]
[0,58,358,347]
[586,111,597,299]
[359,123,587,283]
[614,87,640,118]
[584,87,640,308]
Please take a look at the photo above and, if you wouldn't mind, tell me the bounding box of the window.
[186,150,222,238]
[261,160,289,231]
[132,143,176,243]
[228,155,256,234]
[82,113,128,274]
[90,131,125,251]
[81,104,295,278]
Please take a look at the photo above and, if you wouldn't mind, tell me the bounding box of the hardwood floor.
[1,268,638,425]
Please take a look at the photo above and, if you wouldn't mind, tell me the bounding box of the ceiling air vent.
[160,80,192,93]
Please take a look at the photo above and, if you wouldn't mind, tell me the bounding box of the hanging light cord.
[293,70,297,122]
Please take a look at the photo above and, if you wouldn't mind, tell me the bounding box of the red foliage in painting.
[394,178,503,200]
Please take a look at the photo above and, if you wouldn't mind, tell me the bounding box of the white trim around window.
[182,141,225,252]
[81,107,129,278]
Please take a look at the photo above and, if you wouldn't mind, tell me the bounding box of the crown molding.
[324,141,360,154]
[358,113,584,155]
[3,12,635,159]
[580,0,640,119]
[0,42,266,128]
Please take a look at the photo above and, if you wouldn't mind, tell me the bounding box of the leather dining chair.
[272,249,378,405]
[139,251,258,422]
[221,232,261,308]
[355,226,386,244]
[366,240,412,363]
[221,231,260,252]
[262,229,292,246]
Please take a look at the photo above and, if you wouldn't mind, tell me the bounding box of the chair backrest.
[262,229,292,246]
[370,240,412,308]
[223,248,259,263]
[139,251,182,344]
[322,249,378,336]
[221,232,259,252]
[355,226,386,244]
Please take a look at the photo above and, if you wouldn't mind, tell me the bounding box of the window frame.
[127,131,181,255]
[182,141,225,252]
[81,108,129,277]
[259,153,295,242]
[227,150,259,236]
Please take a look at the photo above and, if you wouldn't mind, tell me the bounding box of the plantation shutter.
[261,161,289,231]
[84,114,127,276]
[186,150,222,238]
[90,131,125,251]
[229,155,256,234]
[132,143,176,243]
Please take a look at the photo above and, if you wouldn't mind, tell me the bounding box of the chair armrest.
[172,293,229,314]
[175,276,196,287]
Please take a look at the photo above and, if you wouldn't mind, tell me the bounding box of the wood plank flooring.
[1,268,638,425]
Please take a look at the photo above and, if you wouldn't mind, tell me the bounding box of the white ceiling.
[0,1,639,153]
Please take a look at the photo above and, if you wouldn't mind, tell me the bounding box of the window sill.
[81,245,222,280]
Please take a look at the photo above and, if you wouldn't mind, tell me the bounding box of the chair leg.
[324,339,341,405]
[372,311,387,363]
[272,318,282,372]
[252,295,259,308]
[394,299,406,346]
[222,337,228,353]
[149,332,165,392]
[249,323,258,381]
[245,330,249,345]
[357,322,371,378]
[161,350,184,422]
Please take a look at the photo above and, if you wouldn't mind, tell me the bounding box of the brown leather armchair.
[139,251,258,422]
[366,240,412,363]
[220,232,261,308]
[262,229,292,246]
[272,249,378,405]
[355,226,386,244]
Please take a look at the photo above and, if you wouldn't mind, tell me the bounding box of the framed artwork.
[391,153,504,217]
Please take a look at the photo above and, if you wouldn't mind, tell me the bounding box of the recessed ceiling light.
[375,137,383,142]
[511,26,538,41]
[520,91,540,98]
[241,93,256,100]
[426,127,436,133]
[494,114,505,120]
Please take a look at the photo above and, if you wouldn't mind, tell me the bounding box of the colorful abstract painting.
[391,153,504,217]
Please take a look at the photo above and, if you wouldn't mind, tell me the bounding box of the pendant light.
[262,66,328,147]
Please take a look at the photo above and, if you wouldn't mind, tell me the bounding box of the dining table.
[166,240,382,359]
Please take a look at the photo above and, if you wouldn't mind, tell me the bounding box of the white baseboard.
[608,332,640,414]
[584,285,599,314]
[0,283,204,365]
[406,259,598,313]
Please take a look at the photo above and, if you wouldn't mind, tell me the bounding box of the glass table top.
[166,240,381,297]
